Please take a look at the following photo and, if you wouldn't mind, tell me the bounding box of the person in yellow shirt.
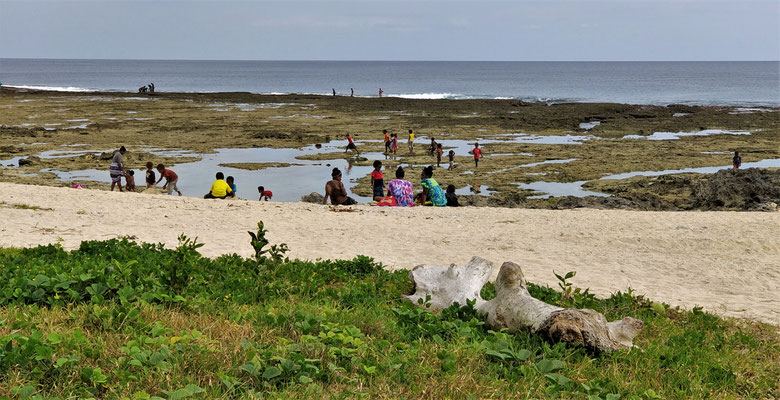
[408,129,415,153]
[204,172,234,199]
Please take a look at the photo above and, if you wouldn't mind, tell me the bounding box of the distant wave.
[2,84,96,92]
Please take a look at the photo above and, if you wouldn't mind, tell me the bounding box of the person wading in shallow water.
[323,168,357,205]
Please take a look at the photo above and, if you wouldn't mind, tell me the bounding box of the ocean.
[1,59,778,106]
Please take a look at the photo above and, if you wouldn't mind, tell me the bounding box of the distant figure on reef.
[345,133,359,155]
[387,166,414,207]
[471,142,482,167]
[258,186,273,201]
[448,150,455,170]
[379,88,383,97]
[138,86,148,93]
[417,165,446,207]
[109,146,127,192]
[391,133,398,156]
[226,176,237,195]
[446,184,460,207]
[145,162,156,188]
[351,88,354,97]
[125,170,136,192]
[332,88,336,96]
[408,129,415,153]
[155,164,183,196]
[429,138,437,157]
[733,151,742,169]
[149,83,155,93]
[204,172,234,199]
[323,168,357,205]
[371,160,384,201]
[436,143,443,167]
[383,130,391,154]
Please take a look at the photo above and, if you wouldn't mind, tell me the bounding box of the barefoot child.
[345,133,359,155]
[391,133,398,156]
[471,143,482,167]
[448,150,455,170]
[155,164,183,196]
[124,170,136,192]
[145,162,156,188]
[258,186,273,201]
[436,143,443,167]
[370,160,384,201]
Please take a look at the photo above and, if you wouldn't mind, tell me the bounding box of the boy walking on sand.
[155,164,182,196]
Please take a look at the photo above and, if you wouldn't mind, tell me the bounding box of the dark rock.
[301,192,324,204]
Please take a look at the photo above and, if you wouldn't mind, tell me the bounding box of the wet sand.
[1,182,778,325]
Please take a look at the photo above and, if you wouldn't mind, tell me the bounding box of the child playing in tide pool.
[448,150,455,170]
[370,160,384,201]
[258,186,273,201]
[436,143,444,167]
[125,170,136,192]
[145,162,156,189]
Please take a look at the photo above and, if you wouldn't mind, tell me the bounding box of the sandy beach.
[1,182,778,325]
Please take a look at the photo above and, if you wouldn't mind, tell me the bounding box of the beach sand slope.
[0,182,778,325]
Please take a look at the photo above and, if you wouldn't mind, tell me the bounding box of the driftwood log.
[406,257,643,354]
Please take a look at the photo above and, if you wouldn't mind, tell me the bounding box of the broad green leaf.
[262,366,282,380]
[536,359,564,373]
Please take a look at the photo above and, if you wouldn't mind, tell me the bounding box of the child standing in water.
[436,143,444,167]
[370,160,384,201]
[448,150,455,170]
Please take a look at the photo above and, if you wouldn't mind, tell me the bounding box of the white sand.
[1,182,778,325]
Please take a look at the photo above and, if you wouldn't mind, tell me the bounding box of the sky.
[1,0,778,61]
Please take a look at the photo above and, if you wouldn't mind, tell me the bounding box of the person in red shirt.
[344,133,359,155]
[258,186,273,201]
[471,143,482,167]
[370,160,384,201]
[154,164,182,196]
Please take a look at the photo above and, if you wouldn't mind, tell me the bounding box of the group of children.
[202,172,273,201]
[369,160,460,207]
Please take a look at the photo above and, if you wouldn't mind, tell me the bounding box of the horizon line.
[1,57,778,63]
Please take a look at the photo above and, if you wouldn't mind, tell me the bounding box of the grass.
[0,232,777,399]
[0,202,52,211]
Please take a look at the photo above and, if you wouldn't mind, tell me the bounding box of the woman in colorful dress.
[387,166,414,206]
[418,165,447,207]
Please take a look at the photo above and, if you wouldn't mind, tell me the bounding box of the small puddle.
[579,121,601,130]
[623,129,751,141]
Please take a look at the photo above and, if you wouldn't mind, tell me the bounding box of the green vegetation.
[0,228,777,399]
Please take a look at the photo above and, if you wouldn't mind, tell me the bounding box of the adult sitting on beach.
[387,166,414,206]
[109,146,127,192]
[204,172,234,199]
[323,167,357,206]
[418,165,447,207]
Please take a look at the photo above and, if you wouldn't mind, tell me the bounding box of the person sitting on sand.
[125,170,136,192]
[155,164,183,196]
[109,146,127,192]
[226,176,237,195]
[323,167,357,205]
[387,166,414,207]
[417,166,446,207]
[408,129,415,153]
[371,160,385,201]
[345,133,359,155]
[258,186,273,201]
[448,150,455,170]
[446,184,460,207]
[204,172,234,199]
[145,162,156,189]
[733,151,741,169]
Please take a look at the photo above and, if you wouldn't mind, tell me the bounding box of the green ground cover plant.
[0,228,777,399]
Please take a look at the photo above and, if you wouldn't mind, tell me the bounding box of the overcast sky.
[1,0,778,61]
